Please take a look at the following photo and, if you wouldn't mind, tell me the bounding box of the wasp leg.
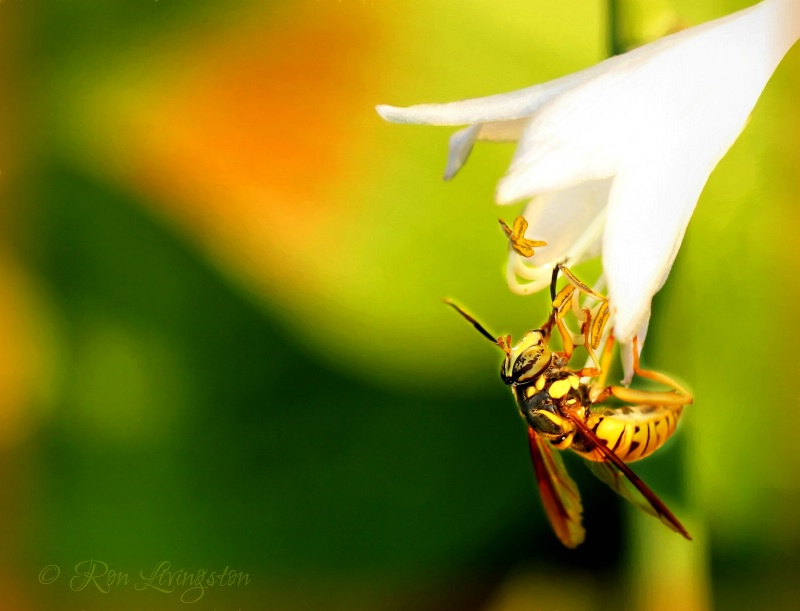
[591,338,693,407]
[550,265,610,366]
[576,333,616,383]
[550,281,589,363]
[554,306,577,360]
[575,302,610,370]
[559,265,610,351]
[557,265,606,310]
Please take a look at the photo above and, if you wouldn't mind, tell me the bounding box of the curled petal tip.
[377,104,435,125]
[444,125,480,180]
[375,104,400,122]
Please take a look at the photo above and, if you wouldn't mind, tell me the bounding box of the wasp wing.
[527,427,585,548]
[584,460,692,538]
[564,412,692,540]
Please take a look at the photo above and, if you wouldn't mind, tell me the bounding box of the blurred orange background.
[0,1,798,609]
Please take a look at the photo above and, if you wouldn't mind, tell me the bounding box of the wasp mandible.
[445,265,693,548]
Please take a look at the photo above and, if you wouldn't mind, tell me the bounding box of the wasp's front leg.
[549,265,610,368]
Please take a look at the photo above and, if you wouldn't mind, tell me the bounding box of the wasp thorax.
[501,329,552,385]
[517,387,576,442]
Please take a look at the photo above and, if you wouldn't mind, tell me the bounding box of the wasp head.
[500,329,553,385]
[443,300,555,386]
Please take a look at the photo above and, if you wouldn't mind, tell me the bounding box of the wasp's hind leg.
[591,337,693,407]
[580,332,616,384]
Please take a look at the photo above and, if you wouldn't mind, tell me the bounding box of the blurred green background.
[0,0,798,609]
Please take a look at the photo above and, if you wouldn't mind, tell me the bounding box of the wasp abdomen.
[576,404,683,463]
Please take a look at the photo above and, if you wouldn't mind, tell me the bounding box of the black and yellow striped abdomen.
[576,404,683,463]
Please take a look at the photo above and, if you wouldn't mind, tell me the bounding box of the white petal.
[444,125,480,180]
[619,316,649,387]
[603,0,800,343]
[444,118,532,180]
[520,179,610,266]
[379,0,800,355]
[603,155,712,345]
[375,13,722,130]
[473,118,531,141]
[375,67,600,126]
[496,0,800,205]
[495,77,624,204]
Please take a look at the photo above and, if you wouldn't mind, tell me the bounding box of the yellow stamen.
[499,216,547,258]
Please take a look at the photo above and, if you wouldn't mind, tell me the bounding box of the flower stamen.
[499,216,547,258]
[507,205,607,295]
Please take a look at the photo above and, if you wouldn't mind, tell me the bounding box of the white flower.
[377,0,800,378]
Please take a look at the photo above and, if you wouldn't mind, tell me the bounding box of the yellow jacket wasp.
[445,265,692,547]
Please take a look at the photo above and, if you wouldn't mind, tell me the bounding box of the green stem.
[627,419,712,611]
[607,0,625,56]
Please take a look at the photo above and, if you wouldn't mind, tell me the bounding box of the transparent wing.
[527,428,585,548]
[565,412,691,540]
[584,460,688,537]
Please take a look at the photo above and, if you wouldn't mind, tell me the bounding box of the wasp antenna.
[550,265,561,303]
[443,299,504,348]
[550,260,571,303]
